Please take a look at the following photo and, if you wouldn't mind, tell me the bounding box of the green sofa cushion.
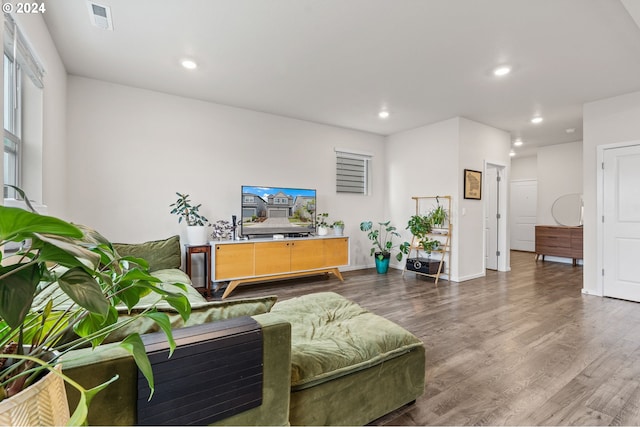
[270,292,423,391]
[112,235,181,272]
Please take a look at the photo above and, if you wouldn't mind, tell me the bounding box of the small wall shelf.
[403,195,452,284]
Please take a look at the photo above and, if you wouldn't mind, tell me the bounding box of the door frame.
[596,140,640,297]
[484,161,509,272]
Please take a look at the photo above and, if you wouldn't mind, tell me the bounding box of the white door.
[485,166,499,270]
[603,144,640,301]
[510,180,537,252]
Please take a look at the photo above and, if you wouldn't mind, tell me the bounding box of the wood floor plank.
[212,251,640,425]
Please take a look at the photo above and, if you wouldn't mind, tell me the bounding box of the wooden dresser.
[535,225,583,266]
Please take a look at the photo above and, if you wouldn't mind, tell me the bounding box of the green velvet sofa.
[59,236,425,426]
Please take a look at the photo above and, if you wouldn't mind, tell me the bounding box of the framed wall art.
[464,169,482,200]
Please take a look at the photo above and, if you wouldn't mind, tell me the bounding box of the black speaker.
[405,257,442,274]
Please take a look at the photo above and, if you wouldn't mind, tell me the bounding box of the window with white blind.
[3,13,45,200]
[335,149,371,195]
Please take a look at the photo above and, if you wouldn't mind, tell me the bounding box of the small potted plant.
[429,204,448,228]
[0,188,191,425]
[360,221,410,274]
[210,219,232,241]
[169,192,209,244]
[316,213,330,236]
[332,220,345,236]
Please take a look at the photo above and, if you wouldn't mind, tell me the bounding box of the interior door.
[485,166,499,270]
[510,180,537,252]
[603,144,640,301]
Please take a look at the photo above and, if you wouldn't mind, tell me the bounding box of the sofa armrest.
[61,313,292,426]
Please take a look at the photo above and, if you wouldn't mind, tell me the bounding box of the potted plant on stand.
[170,192,209,245]
[332,220,345,236]
[429,203,448,229]
[406,214,440,254]
[316,213,330,236]
[0,197,191,425]
[359,221,410,274]
[210,219,232,241]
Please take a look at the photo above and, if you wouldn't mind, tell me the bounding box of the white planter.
[0,365,70,426]
[186,225,208,245]
[317,226,329,236]
[333,226,344,236]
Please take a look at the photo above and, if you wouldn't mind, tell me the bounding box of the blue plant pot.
[375,253,391,274]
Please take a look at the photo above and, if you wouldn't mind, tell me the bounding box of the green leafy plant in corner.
[169,192,209,226]
[359,221,410,262]
[406,214,440,254]
[0,186,192,424]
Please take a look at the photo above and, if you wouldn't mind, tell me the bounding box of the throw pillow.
[112,235,181,272]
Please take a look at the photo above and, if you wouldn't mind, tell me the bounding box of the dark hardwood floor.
[216,251,640,426]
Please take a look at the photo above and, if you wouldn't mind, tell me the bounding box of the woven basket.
[0,365,70,426]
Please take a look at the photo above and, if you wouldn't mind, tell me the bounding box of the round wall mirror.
[552,193,583,226]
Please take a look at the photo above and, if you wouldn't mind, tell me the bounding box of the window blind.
[4,13,45,88]
[335,149,371,194]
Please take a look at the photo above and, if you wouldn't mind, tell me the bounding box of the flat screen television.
[241,185,316,238]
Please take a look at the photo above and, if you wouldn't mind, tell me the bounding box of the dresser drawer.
[536,235,571,249]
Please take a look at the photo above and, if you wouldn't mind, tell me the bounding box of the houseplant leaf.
[34,234,101,269]
[120,333,155,399]
[73,306,119,347]
[0,207,82,242]
[142,311,177,355]
[57,267,110,316]
[0,263,41,329]
[67,374,120,426]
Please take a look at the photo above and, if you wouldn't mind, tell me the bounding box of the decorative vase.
[333,226,344,236]
[374,252,391,274]
[186,225,208,245]
[0,365,70,426]
[317,226,329,236]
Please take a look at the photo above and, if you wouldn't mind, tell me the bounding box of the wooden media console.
[213,236,349,298]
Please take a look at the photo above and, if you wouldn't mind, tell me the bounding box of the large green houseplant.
[359,221,410,274]
[0,191,191,424]
[169,192,209,245]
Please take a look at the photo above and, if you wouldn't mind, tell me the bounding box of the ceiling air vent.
[86,1,113,30]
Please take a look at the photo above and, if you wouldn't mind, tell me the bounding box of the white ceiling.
[41,0,640,156]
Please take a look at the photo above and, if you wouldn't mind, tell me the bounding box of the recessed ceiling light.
[513,139,523,147]
[565,128,576,134]
[378,111,390,119]
[509,150,516,157]
[181,59,198,70]
[531,116,543,124]
[493,65,511,77]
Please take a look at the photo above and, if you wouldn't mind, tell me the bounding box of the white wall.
[12,13,68,216]
[385,117,510,281]
[385,118,459,275]
[66,76,386,272]
[510,155,537,181]
[583,90,640,295]
[536,141,583,225]
[458,118,511,278]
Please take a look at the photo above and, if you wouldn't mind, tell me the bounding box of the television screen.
[241,185,316,237]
